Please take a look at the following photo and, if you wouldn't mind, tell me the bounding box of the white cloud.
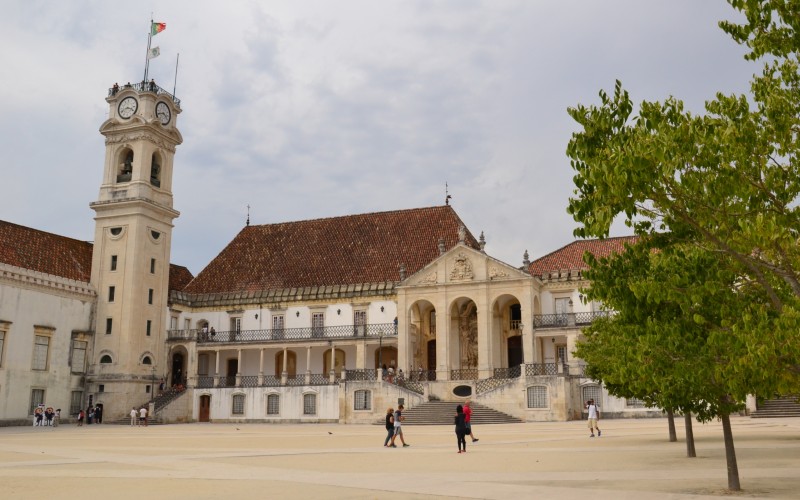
[0,0,755,274]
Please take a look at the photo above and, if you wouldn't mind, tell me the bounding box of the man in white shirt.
[130,407,138,426]
[139,407,148,427]
[586,399,601,437]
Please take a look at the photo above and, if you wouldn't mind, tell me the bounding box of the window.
[626,397,646,408]
[146,385,151,394]
[108,286,115,302]
[526,386,548,408]
[170,316,178,330]
[148,289,153,305]
[99,384,105,393]
[110,227,122,236]
[106,318,113,335]
[582,385,602,406]
[303,393,317,415]
[231,317,241,333]
[71,340,87,373]
[232,394,245,415]
[70,391,83,416]
[146,320,152,337]
[150,258,156,274]
[111,255,118,271]
[354,390,371,410]
[142,356,152,365]
[32,335,50,370]
[312,313,324,337]
[29,389,45,415]
[354,310,367,336]
[184,318,190,330]
[267,394,280,415]
[556,345,568,364]
[100,354,113,364]
[272,314,284,330]
[555,297,571,324]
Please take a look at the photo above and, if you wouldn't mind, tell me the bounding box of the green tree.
[566,3,800,490]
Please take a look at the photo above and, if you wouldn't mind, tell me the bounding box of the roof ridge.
[529,235,637,264]
[247,205,453,228]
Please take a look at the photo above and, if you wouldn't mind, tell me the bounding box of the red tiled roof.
[0,220,93,282]
[528,236,638,278]
[184,206,479,294]
[169,264,194,292]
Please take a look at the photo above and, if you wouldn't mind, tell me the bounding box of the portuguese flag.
[151,22,166,36]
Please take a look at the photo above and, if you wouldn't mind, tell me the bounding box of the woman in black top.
[455,405,467,453]
[384,407,395,447]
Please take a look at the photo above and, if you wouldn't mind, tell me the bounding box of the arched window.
[232,394,245,415]
[142,356,152,365]
[266,394,280,415]
[117,149,133,183]
[303,393,316,415]
[354,390,371,411]
[526,386,548,408]
[100,354,113,364]
[150,153,161,187]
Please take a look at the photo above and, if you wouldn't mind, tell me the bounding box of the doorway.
[171,353,184,386]
[427,339,436,376]
[225,359,238,387]
[507,335,523,368]
[199,395,210,422]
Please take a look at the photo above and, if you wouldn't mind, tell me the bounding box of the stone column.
[305,346,312,384]
[329,344,336,383]
[214,349,221,387]
[281,347,288,385]
[258,348,265,385]
[355,342,366,370]
[236,348,242,386]
[436,298,450,381]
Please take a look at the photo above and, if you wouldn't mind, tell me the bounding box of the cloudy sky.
[1,1,755,275]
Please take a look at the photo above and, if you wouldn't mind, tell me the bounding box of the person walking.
[586,399,601,437]
[389,405,410,448]
[77,410,85,426]
[383,407,395,447]
[54,409,61,427]
[464,400,478,442]
[130,407,138,426]
[455,404,468,453]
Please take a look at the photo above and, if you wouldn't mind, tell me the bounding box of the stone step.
[401,401,522,425]
[751,396,800,418]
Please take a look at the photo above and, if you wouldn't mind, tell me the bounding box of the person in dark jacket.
[455,405,467,453]
[383,407,395,447]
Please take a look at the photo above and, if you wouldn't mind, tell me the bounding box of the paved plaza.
[1,416,798,499]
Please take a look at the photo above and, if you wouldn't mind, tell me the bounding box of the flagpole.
[143,18,153,83]
[173,53,180,96]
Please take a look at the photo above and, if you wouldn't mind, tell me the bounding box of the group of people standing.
[76,405,103,426]
[130,406,149,426]
[383,400,480,453]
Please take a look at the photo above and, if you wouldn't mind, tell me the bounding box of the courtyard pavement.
[0,415,798,499]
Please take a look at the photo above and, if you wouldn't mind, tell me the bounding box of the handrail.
[108,81,181,107]
[168,322,397,344]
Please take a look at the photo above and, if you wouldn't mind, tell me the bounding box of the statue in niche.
[459,309,478,368]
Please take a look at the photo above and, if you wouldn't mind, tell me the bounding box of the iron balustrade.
[308,373,332,385]
[285,376,307,386]
[218,376,236,388]
[347,369,377,381]
[450,368,478,380]
[196,376,214,388]
[108,81,181,107]
[262,375,282,387]
[493,366,522,379]
[526,363,559,376]
[240,375,259,388]
[533,311,610,329]
[409,369,436,382]
[186,323,397,345]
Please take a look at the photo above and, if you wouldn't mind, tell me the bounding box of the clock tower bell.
[88,82,183,418]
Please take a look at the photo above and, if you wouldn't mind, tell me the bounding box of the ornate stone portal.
[450,253,474,282]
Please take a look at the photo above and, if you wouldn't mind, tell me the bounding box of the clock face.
[118,96,138,119]
[156,102,171,125]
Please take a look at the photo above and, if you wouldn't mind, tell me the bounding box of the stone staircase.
[751,396,800,418]
[106,387,188,425]
[401,401,523,425]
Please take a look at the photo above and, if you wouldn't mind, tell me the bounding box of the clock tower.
[88,82,182,418]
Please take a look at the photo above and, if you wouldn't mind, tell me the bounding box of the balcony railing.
[108,81,181,107]
[451,368,478,381]
[532,311,611,329]
[168,322,397,344]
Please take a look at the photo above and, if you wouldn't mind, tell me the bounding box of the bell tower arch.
[88,82,183,418]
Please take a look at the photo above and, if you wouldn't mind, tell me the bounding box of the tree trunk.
[684,413,696,458]
[667,408,677,442]
[720,412,741,491]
